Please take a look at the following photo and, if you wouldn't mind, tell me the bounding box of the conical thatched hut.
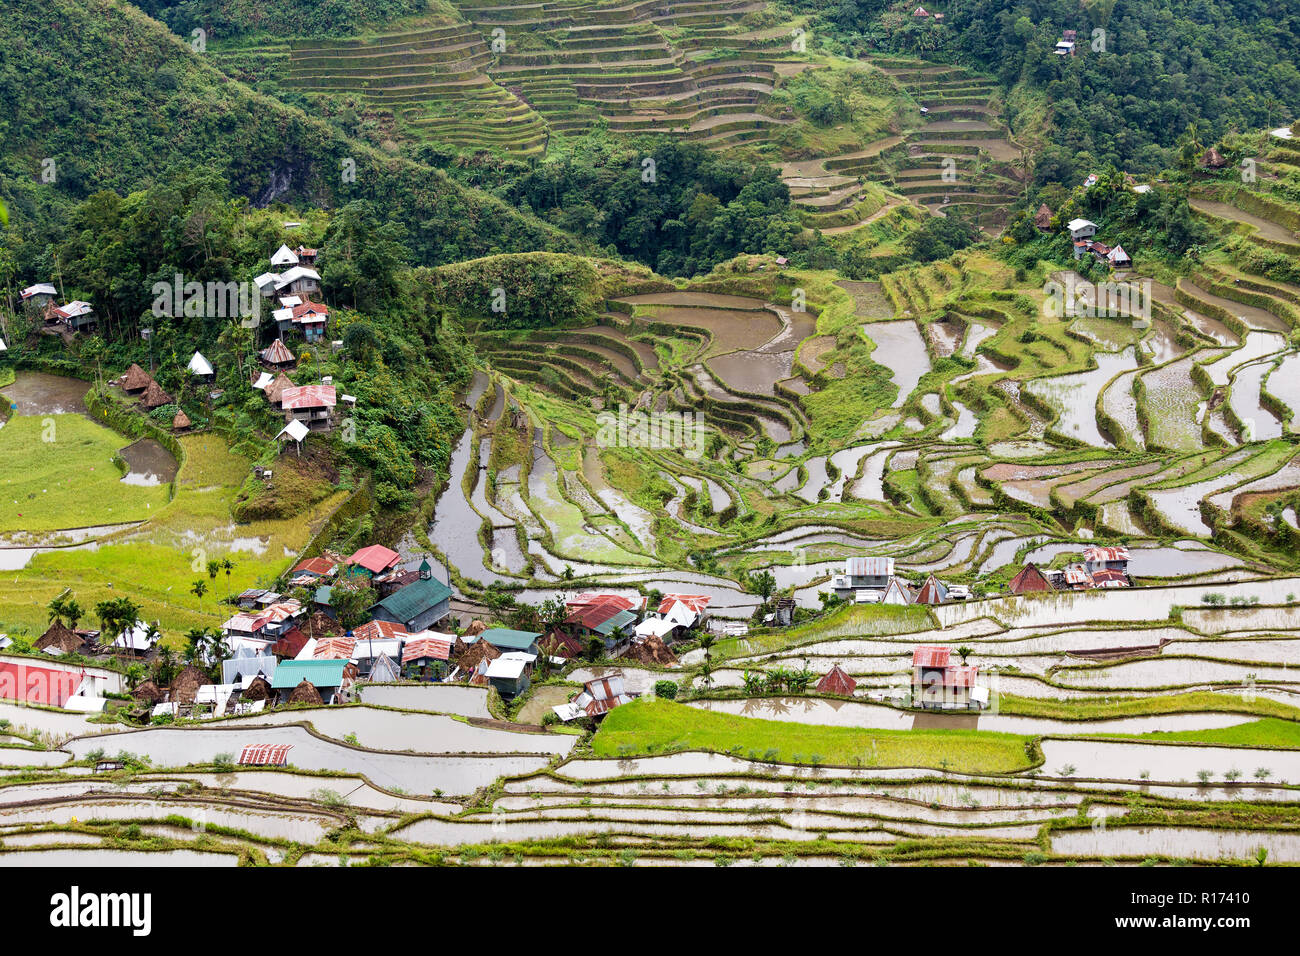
[455,636,500,673]
[131,680,164,705]
[287,679,323,705]
[172,409,191,430]
[141,379,173,409]
[122,363,153,394]
[1201,146,1227,168]
[623,633,678,667]
[169,665,208,705]
[34,621,86,655]
[242,675,273,702]
[1034,203,1053,230]
[464,619,487,637]
[265,372,295,406]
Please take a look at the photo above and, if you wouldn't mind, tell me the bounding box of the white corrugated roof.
[188,351,214,376]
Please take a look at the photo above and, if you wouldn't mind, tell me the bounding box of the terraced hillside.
[781,57,1023,236]
[407,227,1300,619]
[212,1,824,155]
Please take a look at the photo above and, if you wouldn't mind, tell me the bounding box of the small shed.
[816,664,857,697]
[172,409,192,431]
[131,680,164,705]
[1034,203,1053,230]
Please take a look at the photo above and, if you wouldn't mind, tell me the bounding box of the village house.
[281,383,336,432]
[19,283,57,309]
[401,633,454,680]
[911,646,986,711]
[637,593,710,641]
[272,299,330,343]
[554,593,642,652]
[478,627,543,656]
[831,556,896,601]
[348,544,402,578]
[1067,218,1097,241]
[50,300,97,333]
[482,651,536,698]
[1008,562,1056,595]
[1054,29,1077,56]
[369,574,453,633]
[260,338,296,368]
[553,672,633,721]
[271,658,354,705]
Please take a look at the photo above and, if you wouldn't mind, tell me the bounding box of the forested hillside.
[797,0,1300,175]
[0,0,579,279]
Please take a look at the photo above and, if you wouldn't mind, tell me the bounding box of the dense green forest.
[798,0,1300,174]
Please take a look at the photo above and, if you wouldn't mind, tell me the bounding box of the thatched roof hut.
[169,665,208,705]
[34,621,86,654]
[455,636,500,673]
[265,373,295,406]
[141,379,173,409]
[1201,146,1227,168]
[1034,203,1053,230]
[622,633,678,667]
[122,363,153,394]
[172,409,191,430]
[242,675,273,701]
[131,679,164,705]
[464,619,487,637]
[287,679,323,705]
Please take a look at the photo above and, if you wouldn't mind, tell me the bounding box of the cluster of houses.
[247,244,347,446]
[113,357,213,431]
[814,643,989,711]
[912,6,945,21]
[18,283,97,336]
[830,557,971,606]
[1009,546,1132,594]
[254,245,328,341]
[1067,218,1132,270]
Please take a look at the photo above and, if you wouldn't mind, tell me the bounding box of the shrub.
[654,680,678,700]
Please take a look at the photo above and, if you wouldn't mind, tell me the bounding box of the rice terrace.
[0,0,1299,913]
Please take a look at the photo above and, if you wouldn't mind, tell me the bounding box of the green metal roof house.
[271,658,352,704]
[478,628,542,654]
[370,576,452,632]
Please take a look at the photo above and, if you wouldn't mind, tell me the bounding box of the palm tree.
[125,662,145,692]
[697,632,716,660]
[206,560,220,584]
[190,579,208,612]
[64,599,84,629]
[957,646,973,665]
[221,558,234,599]
[184,627,207,664]
[47,595,69,626]
[698,658,714,689]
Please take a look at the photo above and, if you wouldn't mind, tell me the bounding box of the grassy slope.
[0,433,344,643]
[0,414,170,532]
[593,698,1034,773]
